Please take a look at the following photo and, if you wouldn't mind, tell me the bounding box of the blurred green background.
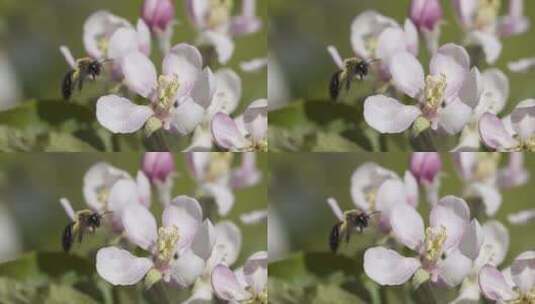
[269,152,535,268]
[269,0,535,109]
[0,153,267,267]
[1,0,266,111]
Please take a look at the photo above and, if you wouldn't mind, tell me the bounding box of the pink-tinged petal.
[479,221,509,266]
[96,247,153,286]
[452,152,477,181]
[171,96,206,135]
[409,152,442,185]
[404,19,419,56]
[403,171,419,207]
[96,95,153,134]
[458,219,483,260]
[450,279,482,303]
[203,183,235,216]
[409,0,442,31]
[363,247,421,286]
[209,68,242,116]
[390,204,425,251]
[376,27,409,66]
[243,99,267,142]
[164,196,203,249]
[458,67,482,110]
[497,153,529,189]
[163,44,203,95]
[136,171,151,207]
[171,248,206,287]
[326,198,344,221]
[185,0,209,28]
[136,19,151,55]
[389,52,425,98]
[230,16,262,36]
[350,162,398,210]
[364,95,421,133]
[183,280,213,304]
[475,68,509,117]
[185,152,210,181]
[465,182,501,216]
[430,43,470,98]
[327,45,344,69]
[83,162,130,212]
[211,112,249,150]
[510,99,535,141]
[430,196,470,251]
[511,251,535,294]
[240,209,267,225]
[121,52,157,98]
[479,265,519,301]
[83,11,131,59]
[108,27,139,60]
[59,46,76,68]
[479,112,519,151]
[243,251,268,294]
[508,57,535,73]
[239,57,268,73]
[199,31,235,64]
[451,0,478,28]
[190,219,215,261]
[508,209,535,225]
[190,67,217,109]
[212,264,251,301]
[60,198,76,221]
[122,204,158,250]
[142,152,176,184]
[497,0,530,37]
[230,153,261,189]
[438,97,472,134]
[350,11,398,60]
[212,221,242,266]
[107,179,139,214]
[438,249,472,287]
[376,179,406,219]
[468,31,502,64]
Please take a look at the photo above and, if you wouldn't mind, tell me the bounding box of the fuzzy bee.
[61,58,107,100]
[329,58,379,100]
[62,209,108,253]
[329,209,379,253]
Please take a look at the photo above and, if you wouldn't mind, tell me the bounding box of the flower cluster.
[327,0,534,151]
[59,152,266,303]
[59,0,266,151]
[325,152,532,303]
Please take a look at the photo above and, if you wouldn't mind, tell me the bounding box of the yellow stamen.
[206,153,234,182]
[474,153,500,181]
[207,0,233,29]
[423,74,447,114]
[475,0,501,29]
[424,226,447,263]
[156,74,180,113]
[156,226,180,263]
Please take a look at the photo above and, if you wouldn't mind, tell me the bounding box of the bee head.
[87,213,101,228]
[88,61,102,78]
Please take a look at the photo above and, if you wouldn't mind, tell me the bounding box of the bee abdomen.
[62,222,74,252]
[329,222,342,253]
[61,70,75,100]
[329,70,342,100]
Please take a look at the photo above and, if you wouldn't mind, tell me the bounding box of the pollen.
[97,36,109,55]
[207,0,233,29]
[423,73,447,115]
[156,75,180,112]
[475,0,501,29]
[206,153,234,182]
[365,190,377,211]
[96,186,110,206]
[365,36,378,57]
[156,225,180,263]
[521,136,535,152]
[424,226,447,263]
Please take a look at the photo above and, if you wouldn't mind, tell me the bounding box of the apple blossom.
[410,152,442,185]
[141,0,175,33]
[364,196,481,287]
[186,0,262,64]
[479,251,535,303]
[211,99,268,152]
[96,44,216,136]
[409,0,443,52]
[186,152,261,216]
[96,196,214,287]
[364,44,479,136]
[142,152,175,184]
[211,251,267,303]
[479,99,535,151]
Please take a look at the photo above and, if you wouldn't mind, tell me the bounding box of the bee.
[329,209,379,253]
[329,58,379,100]
[62,209,109,253]
[61,58,107,100]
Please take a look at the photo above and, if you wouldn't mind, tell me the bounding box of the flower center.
[475,0,501,29]
[474,152,500,181]
[510,292,535,304]
[520,136,535,152]
[97,36,109,55]
[365,190,378,211]
[155,75,180,113]
[156,226,180,264]
[424,226,447,264]
[206,153,234,182]
[96,186,110,206]
[422,74,447,116]
[207,0,233,29]
[243,288,267,304]
[365,36,378,57]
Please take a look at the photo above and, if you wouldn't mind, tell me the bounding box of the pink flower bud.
[409,0,443,31]
[141,0,175,32]
[142,152,175,183]
[410,152,442,184]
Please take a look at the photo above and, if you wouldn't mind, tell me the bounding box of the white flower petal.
[108,27,139,60]
[479,112,519,151]
[211,112,249,150]
[479,265,518,301]
[96,247,153,286]
[364,95,421,133]
[430,196,470,251]
[390,204,425,251]
[510,251,535,294]
[122,204,158,250]
[209,68,242,116]
[468,31,502,64]
[203,183,235,216]
[465,182,502,216]
[212,264,251,301]
[430,43,470,99]
[121,52,157,98]
[172,96,206,135]
[510,99,535,141]
[163,43,203,96]
[243,251,268,295]
[164,196,203,250]
[199,31,235,64]
[363,247,421,286]
[350,162,398,210]
[439,97,473,134]
[389,52,425,98]
[438,249,473,287]
[243,99,267,142]
[171,248,206,287]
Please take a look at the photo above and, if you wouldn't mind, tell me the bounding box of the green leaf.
[268,277,307,304]
[44,132,97,151]
[45,284,99,304]
[312,284,366,304]
[269,100,361,128]
[0,277,40,303]
[0,126,37,151]
[0,252,94,280]
[310,132,364,152]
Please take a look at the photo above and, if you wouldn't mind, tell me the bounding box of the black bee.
[62,209,108,253]
[61,58,106,100]
[329,209,379,253]
[329,58,379,100]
